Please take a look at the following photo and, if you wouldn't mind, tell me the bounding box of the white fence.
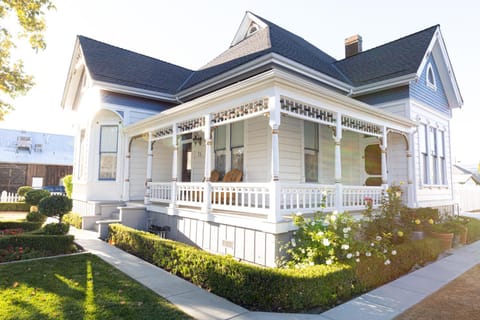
[454,184,480,212]
[0,191,22,203]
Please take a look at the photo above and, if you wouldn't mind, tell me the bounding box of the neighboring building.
[0,128,74,192]
[453,164,480,212]
[62,12,462,266]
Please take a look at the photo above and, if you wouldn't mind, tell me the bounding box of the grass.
[0,253,191,320]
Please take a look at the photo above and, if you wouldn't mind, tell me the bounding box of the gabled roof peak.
[230,11,269,47]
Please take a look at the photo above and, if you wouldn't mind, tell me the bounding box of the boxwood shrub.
[0,221,43,232]
[63,212,82,229]
[108,224,355,312]
[0,202,30,211]
[0,235,76,254]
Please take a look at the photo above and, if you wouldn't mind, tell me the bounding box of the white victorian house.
[61,12,462,266]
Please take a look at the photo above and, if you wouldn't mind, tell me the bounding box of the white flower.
[341,244,349,250]
[384,259,391,265]
[310,220,315,225]
[326,259,332,265]
[383,249,388,253]
[370,242,375,247]
[343,227,349,233]
[322,238,330,246]
[309,261,314,266]
[323,220,330,227]
[356,258,360,262]
[366,251,372,257]
[295,212,303,216]
[344,233,349,238]
[321,191,327,197]
[391,250,397,256]
[376,236,382,241]
[332,210,339,215]
[317,231,324,236]
[330,215,337,222]
[356,251,360,257]
[346,253,353,259]
[291,238,296,247]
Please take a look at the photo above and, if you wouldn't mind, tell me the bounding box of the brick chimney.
[345,34,362,58]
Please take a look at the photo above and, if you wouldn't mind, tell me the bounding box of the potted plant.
[430,223,455,251]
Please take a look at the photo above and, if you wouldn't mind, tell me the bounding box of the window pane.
[304,121,318,150]
[214,125,226,151]
[304,150,318,182]
[100,126,118,152]
[430,155,438,184]
[430,127,437,156]
[422,153,428,184]
[215,150,226,177]
[231,147,244,172]
[364,144,381,175]
[99,153,117,180]
[438,131,445,157]
[440,158,446,184]
[230,122,244,148]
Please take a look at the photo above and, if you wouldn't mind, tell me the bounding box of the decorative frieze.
[152,127,173,139]
[280,96,335,124]
[211,98,269,125]
[341,115,382,136]
[177,118,205,133]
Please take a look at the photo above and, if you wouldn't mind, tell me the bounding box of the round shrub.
[38,195,72,223]
[26,211,47,223]
[42,222,70,235]
[17,186,33,197]
[25,189,51,206]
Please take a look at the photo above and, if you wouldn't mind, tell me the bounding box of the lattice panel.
[341,115,382,136]
[177,117,205,133]
[280,96,335,124]
[152,127,173,139]
[211,98,269,125]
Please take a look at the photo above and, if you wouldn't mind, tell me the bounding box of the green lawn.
[0,253,191,320]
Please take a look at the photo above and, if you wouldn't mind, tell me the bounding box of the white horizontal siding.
[152,141,172,182]
[245,116,269,182]
[279,116,302,182]
[319,125,335,184]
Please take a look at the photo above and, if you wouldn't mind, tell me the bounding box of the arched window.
[246,23,259,37]
[426,63,436,90]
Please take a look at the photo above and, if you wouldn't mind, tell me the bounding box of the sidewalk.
[70,227,480,320]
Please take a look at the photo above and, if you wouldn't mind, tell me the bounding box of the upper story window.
[99,125,118,180]
[426,63,437,90]
[419,122,447,186]
[246,23,259,37]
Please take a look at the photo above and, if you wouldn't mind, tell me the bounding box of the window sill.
[421,184,449,190]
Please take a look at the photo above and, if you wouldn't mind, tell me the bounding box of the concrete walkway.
[70,227,480,320]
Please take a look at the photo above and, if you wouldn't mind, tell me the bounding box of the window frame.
[419,122,448,187]
[98,125,118,181]
[304,121,319,183]
[426,63,437,91]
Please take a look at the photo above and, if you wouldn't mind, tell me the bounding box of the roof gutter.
[350,73,417,96]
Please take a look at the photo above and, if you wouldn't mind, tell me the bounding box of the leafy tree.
[38,194,72,223]
[0,0,55,120]
[62,174,73,198]
[25,189,50,206]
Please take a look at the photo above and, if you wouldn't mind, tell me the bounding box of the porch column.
[407,132,416,207]
[269,94,282,222]
[170,124,178,209]
[144,132,153,205]
[380,127,388,189]
[203,114,212,215]
[334,112,343,211]
[123,138,130,201]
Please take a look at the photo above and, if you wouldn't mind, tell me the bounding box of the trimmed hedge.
[63,212,82,229]
[0,202,30,211]
[0,235,75,254]
[465,216,480,243]
[353,237,443,291]
[0,221,43,232]
[109,224,355,312]
[42,222,70,235]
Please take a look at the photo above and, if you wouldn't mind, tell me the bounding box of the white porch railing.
[0,191,22,203]
[147,182,385,218]
[280,184,336,213]
[343,185,383,210]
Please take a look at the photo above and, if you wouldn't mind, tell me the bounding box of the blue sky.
[0,0,478,164]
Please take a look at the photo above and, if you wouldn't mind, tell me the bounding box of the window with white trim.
[419,123,447,186]
[99,125,118,180]
[304,121,319,182]
[214,125,227,177]
[426,63,436,90]
[230,121,244,172]
[214,122,244,177]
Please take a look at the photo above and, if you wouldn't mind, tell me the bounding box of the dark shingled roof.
[77,15,438,97]
[78,36,193,94]
[334,25,438,86]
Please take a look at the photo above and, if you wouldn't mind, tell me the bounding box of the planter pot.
[411,231,425,241]
[458,227,468,245]
[430,231,454,251]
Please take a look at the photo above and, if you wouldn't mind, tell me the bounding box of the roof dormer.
[230,12,268,47]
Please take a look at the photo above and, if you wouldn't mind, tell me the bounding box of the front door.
[181,142,192,182]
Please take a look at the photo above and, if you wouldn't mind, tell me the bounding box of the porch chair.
[214,168,243,205]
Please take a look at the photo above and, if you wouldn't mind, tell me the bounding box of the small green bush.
[26,211,47,223]
[0,221,43,232]
[0,235,76,255]
[17,186,33,197]
[42,222,70,235]
[466,216,480,243]
[38,195,72,223]
[25,189,50,206]
[63,174,73,198]
[0,202,30,211]
[63,212,82,229]
[109,224,355,312]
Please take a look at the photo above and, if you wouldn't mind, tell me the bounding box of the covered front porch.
[123,88,416,226]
